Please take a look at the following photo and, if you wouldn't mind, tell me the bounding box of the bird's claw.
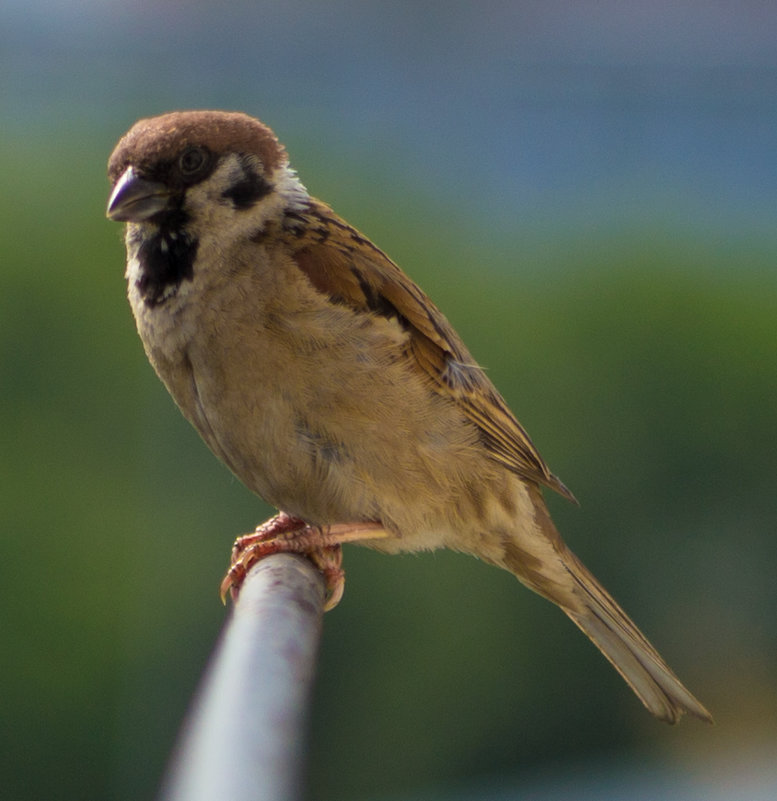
[219,513,385,610]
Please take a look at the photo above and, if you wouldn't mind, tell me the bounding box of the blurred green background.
[2,2,776,800]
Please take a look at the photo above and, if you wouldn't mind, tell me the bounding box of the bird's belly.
[135,275,512,553]
[178,324,493,544]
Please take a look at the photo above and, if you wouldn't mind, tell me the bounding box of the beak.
[106,167,172,222]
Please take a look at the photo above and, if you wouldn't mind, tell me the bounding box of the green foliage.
[1,136,775,801]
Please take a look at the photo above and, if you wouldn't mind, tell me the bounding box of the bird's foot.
[219,512,386,610]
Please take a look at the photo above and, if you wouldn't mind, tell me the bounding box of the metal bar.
[158,553,325,801]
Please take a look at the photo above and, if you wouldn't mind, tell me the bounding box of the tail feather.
[560,549,712,724]
[506,486,712,723]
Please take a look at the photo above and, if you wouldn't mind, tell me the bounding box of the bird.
[106,110,711,724]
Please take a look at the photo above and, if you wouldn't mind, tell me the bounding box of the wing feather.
[285,200,575,502]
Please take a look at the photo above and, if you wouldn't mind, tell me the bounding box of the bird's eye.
[178,146,208,177]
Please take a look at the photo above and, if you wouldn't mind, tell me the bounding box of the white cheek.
[185,156,310,245]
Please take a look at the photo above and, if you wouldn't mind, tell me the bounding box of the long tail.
[506,489,712,724]
[559,547,712,723]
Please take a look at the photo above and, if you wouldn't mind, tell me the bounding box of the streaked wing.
[286,200,575,501]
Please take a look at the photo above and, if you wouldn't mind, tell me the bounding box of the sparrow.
[106,110,711,724]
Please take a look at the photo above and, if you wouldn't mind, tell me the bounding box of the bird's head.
[107,110,308,306]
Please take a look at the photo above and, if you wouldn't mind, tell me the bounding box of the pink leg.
[219,512,387,610]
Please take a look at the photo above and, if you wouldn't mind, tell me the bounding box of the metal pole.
[158,553,325,801]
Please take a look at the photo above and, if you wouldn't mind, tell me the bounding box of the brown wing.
[286,200,575,502]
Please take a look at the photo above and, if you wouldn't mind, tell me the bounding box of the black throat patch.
[135,218,198,307]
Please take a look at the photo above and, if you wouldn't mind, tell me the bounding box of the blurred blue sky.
[4,1,777,241]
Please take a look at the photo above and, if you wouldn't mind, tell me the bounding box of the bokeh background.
[2,2,776,799]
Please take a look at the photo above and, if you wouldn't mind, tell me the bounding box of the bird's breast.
[128,242,502,542]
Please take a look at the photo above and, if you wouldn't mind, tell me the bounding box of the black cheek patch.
[221,162,273,210]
